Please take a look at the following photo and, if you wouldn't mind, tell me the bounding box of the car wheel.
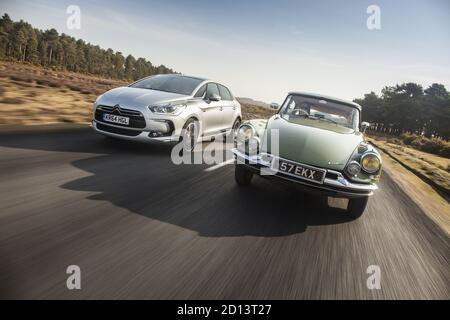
[347,197,369,219]
[180,119,199,152]
[227,118,241,139]
[235,164,253,186]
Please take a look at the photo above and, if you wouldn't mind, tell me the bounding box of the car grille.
[95,105,146,128]
[96,123,142,136]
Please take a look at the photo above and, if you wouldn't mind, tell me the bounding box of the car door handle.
[219,107,223,111]
[233,106,236,110]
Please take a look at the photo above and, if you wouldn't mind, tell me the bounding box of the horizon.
[2,0,449,103]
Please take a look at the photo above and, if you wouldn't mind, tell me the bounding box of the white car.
[92,74,241,150]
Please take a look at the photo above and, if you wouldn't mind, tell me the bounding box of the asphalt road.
[0,126,448,299]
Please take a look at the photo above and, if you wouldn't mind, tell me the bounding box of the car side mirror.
[361,121,370,133]
[208,93,221,102]
[270,103,279,110]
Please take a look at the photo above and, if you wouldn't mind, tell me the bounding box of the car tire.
[179,118,199,153]
[235,164,253,186]
[227,118,241,139]
[347,197,369,219]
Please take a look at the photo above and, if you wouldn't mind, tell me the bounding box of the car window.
[194,84,207,98]
[205,83,220,100]
[218,84,233,101]
[280,95,360,129]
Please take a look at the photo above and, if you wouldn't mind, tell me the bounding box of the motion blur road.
[0,126,448,299]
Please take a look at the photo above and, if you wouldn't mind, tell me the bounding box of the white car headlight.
[236,124,259,155]
[236,124,255,141]
[149,103,187,115]
[361,152,381,173]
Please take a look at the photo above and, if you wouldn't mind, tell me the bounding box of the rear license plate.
[276,159,326,184]
[103,114,129,125]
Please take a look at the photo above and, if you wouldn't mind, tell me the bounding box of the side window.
[194,84,206,98]
[218,84,233,101]
[205,83,220,100]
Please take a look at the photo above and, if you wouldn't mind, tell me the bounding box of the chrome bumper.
[232,148,378,198]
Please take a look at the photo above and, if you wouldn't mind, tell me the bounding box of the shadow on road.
[0,128,354,237]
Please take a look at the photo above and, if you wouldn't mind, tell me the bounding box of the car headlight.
[149,103,186,115]
[361,152,381,173]
[346,161,361,176]
[236,124,254,141]
[236,124,259,155]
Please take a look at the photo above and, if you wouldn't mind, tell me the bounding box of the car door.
[198,83,224,136]
[218,84,236,130]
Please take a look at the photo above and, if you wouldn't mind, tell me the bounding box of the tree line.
[1,14,449,139]
[354,83,450,140]
[0,13,175,80]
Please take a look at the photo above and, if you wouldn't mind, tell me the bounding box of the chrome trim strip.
[232,148,378,194]
[97,105,143,116]
[360,151,382,174]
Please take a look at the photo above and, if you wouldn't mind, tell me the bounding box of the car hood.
[97,86,189,111]
[262,116,363,171]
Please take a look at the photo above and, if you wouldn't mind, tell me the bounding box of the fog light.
[346,161,361,176]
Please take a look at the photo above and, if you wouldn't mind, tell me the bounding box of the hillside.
[0,61,273,124]
[236,97,270,109]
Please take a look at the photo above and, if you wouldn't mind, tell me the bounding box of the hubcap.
[183,122,197,151]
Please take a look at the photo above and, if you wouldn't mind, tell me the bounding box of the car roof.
[288,91,362,110]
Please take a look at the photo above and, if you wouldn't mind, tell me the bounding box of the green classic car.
[232,92,382,218]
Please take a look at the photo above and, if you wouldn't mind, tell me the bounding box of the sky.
[1,0,449,103]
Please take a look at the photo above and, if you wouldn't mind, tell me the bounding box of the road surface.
[0,126,448,299]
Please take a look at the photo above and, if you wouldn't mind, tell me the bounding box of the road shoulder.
[376,147,450,236]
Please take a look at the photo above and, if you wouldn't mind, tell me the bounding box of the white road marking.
[204,159,234,172]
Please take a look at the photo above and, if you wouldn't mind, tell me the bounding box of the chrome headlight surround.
[236,124,259,155]
[148,103,187,115]
[236,124,256,142]
[360,152,381,174]
[346,161,361,177]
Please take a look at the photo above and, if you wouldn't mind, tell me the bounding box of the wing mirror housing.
[208,93,221,102]
[361,121,370,133]
[270,103,280,110]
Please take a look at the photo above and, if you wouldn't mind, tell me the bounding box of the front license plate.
[103,113,129,125]
[276,159,326,184]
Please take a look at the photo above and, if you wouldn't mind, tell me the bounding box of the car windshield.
[279,95,360,130]
[129,75,203,95]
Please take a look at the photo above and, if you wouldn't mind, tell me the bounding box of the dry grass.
[377,148,450,235]
[241,103,275,121]
[0,61,127,125]
[367,137,450,195]
[0,61,272,125]
[368,132,450,158]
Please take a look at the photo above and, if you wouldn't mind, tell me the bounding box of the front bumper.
[92,120,180,142]
[233,149,378,198]
[92,104,191,142]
